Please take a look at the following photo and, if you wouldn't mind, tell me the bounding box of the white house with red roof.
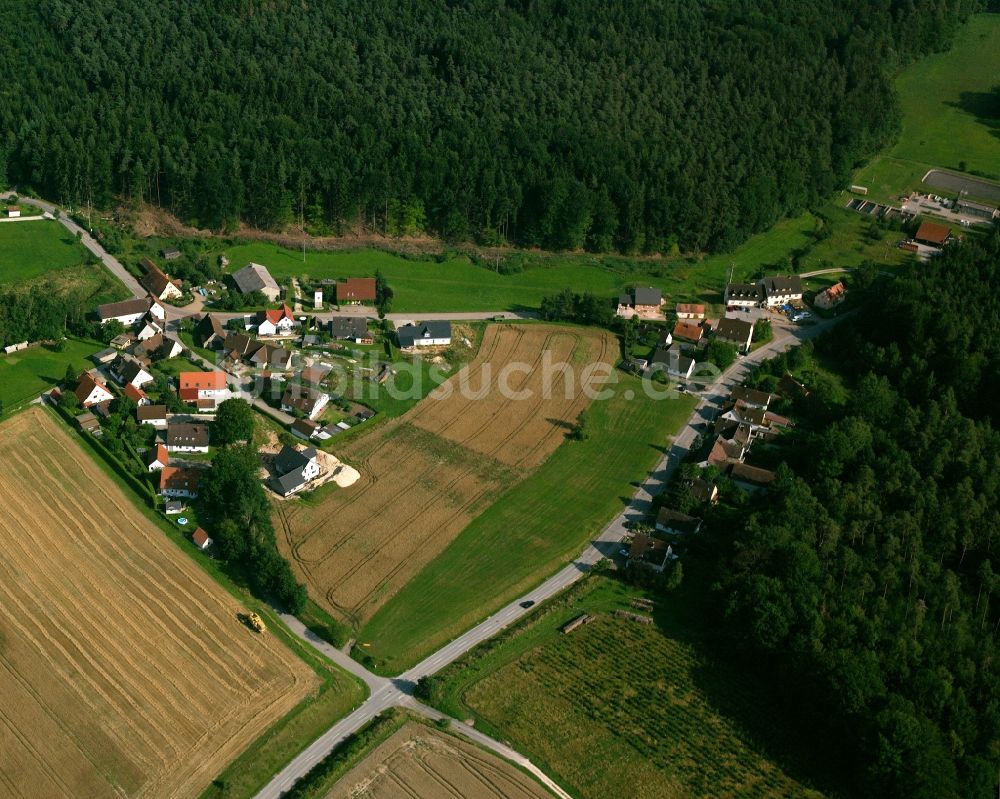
[146,443,170,472]
[74,373,114,408]
[255,304,298,337]
[178,371,229,409]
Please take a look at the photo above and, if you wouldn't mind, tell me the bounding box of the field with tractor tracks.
[0,407,318,799]
[324,722,552,799]
[275,323,615,627]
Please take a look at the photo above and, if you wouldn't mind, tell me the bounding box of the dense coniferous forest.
[711,231,1000,798]
[0,0,977,251]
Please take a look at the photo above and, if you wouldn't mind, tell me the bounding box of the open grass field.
[853,14,1000,202]
[275,324,615,628]
[0,220,89,286]
[356,371,697,674]
[429,574,836,799]
[0,337,101,414]
[0,407,319,798]
[324,722,552,799]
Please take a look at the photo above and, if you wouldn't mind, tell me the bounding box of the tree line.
[0,0,977,253]
[705,230,1000,798]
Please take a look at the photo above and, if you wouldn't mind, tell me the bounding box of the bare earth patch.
[323,722,552,799]
[0,407,318,799]
[275,324,614,627]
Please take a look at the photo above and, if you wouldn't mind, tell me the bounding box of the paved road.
[255,313,844,798]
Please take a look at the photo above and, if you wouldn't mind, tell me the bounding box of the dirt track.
[324,722,552,799]
[0,408,317,799]
[275,324,614,627]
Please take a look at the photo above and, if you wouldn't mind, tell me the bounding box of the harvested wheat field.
[0,407,318,799]
[325,723,553,799]
[276,324,613,627]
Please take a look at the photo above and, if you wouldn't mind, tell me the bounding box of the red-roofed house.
[192,527,213,550]
[178,371,229,408]
[675,303,706,319]
[124,383,150,405]
[672,320,705,343]
[336,278,377,304]
[146,444,170,472]
[815,281,847,310]
[255,304,298,336]
[75,373,114,408]
[159,467,200,499]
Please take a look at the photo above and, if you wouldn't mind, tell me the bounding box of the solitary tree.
[214,398,255,445]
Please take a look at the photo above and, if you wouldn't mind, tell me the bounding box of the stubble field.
[324,722,552,799]
[275,324,614,627]
[0,408,318,799]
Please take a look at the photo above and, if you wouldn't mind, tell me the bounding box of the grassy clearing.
[356,372,697,673]
[0,220,89,286]
[0,337,100,413]
[853,14,1000,202]
[428,572,841,799]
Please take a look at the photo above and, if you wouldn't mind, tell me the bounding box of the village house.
[688,478,719,504]
[628,533,676,573]
[159,466,200,499]
[299,365,332,386]
[272,444,322,497]
[178,371,229,409]
[329,317,374,343]
[672,319,705,343]
[648,345,695,380]
[706,435,746,468]
[675,303,706,320]
[255,304,298,336]
[74,412,101,435]
[724,282,764,309]
[91,347,118,365]
[231,262,282,302]
[165,422,210,453]
[139,257,183,301]
[291,418,320,440]
[730,462,777,490]
[396,321,452,348]
[760,275,803,307]
[136,318,164,341]
[655,507,703,535]
[124,383,149,405]
[730,386,778,410]
[249,343,294,371]
[814,281,847,310]
[96,296,165,327]
[74,372,114,408]
[110,355,154,390]
[131,332,182,362]
[192,527,213,550]
[146,443,170,472]
[281,384,329,419]
[616,286,664,319]
[336,277,377,305]
[161,246,181,261]
[194,313,227,349]
[137,404,168,429]
[714,317,755,353]
[110,331,137,349]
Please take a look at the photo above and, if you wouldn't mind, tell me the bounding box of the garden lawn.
[0,337,100,413]
[852,14,1000,202]
[0,219,90,286]
[356,373,697,673]
[427,574,841,799]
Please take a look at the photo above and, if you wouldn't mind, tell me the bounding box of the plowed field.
[0,408,317,799]
[276,324,614,626]
[324,723,552,799]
